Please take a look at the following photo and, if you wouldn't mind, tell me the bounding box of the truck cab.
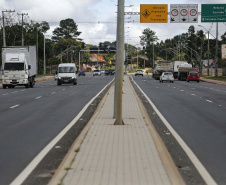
[57,63,77,85]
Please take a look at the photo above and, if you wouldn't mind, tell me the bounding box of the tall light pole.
[198,25,210,75]
[114,0,125,125]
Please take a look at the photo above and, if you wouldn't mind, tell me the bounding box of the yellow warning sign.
[140,4,168,23]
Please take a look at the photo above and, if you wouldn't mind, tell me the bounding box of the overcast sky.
[0,0,226,46]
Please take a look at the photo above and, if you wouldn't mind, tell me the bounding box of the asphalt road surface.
[132,75,226,185]
[0,74,114,185]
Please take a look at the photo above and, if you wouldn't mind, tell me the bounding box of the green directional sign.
[201,4,226,22]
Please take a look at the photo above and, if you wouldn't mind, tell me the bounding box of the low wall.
[201,68,226,76]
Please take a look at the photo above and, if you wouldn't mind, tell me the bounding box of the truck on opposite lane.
[1,46,37,89]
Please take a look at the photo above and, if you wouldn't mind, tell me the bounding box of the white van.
[57,63,77,85]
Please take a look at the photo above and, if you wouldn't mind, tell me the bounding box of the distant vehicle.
[135,69,143,76]
[173,61,188,78]
[108,69,115,75]
[57,63,77,85]
[100,69,105,74]
[160,72,174,83]
[105,69,109,76]
[153,60,173,80]
[93,69,101,76]
[1,46,37,89]
[187,72,199,82]
[178,63,199,81]
[78,70,86,76]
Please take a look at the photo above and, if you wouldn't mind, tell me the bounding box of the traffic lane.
[159,80,226,109]
[133,76,226,184]
[0,76,94,112]
[0,75,113,185]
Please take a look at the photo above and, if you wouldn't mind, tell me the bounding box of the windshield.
[4,63,25,71]
[59,67,75,73]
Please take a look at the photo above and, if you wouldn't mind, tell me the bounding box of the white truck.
[1,46,37,89]
[178,63,199,81]
[173,61,188,78]
[153,60,173,80]
[57,63,77,85]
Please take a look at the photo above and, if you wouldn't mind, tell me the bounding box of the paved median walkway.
[49,75,184,185]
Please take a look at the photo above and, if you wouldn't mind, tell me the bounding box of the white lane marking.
[12,91,18,93]
[131,76,217,185]
[51,92,56,94]
[35,96,42,99]
[219,105,222,107]
[180,90,184,92]
[10,78,115,185]
[191,94,196,96]
[173,87,176,88]
[2,93,8,95]
[206,100,212,103]
[62,89,66,91]
[21,90,26,92]
[10,104,20,109]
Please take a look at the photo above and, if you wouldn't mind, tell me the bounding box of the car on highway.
[105,69,109,75]
[135,69,143,76]
[187,71,199,82]
[78,70,86,76]
[159,72,174,83]
[108,69,115,75]
[100,69,105,74]
[57,63,77,85]
[93,69,101,76]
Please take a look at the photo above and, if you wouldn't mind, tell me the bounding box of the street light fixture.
[198,25,210,76]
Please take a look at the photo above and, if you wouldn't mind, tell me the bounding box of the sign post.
[201,4,226,22]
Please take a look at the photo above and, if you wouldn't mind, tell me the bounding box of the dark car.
[79,70,86,76]
[108,69,115,75]
[105,69,109,75]
[187,71,199,82]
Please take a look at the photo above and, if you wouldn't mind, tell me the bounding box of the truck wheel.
[57,80,61,86]
[3,85,7,89]
[25,84,29,88]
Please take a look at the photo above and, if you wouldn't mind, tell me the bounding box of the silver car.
[93,69,101,76]
[160,72,174,83]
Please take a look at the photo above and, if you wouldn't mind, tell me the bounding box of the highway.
[132,75,226,185]
[0,74,114,185]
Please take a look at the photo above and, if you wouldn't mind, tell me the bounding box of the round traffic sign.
[171,9,178,16]
[180,9,188,16]
[190,9,197,16]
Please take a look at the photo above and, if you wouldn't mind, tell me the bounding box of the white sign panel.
[170,4,198,23]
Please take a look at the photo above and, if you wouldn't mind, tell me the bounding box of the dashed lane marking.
[35,96,42,99]
[10,104,20,109]
[206,100,212,103]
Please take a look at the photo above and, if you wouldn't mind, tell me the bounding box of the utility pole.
[44,35,46,74]
[2,10,15,47]
[215,22,218,77]
[18,13,28,46]
[207,31,210,76]
[114,0,125,125]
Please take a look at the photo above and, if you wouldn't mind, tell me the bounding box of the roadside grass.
[201,75,226,82]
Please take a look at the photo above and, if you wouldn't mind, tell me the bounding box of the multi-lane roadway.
[132,75,226,185]
[0,74,114,185]
[1,73,226,185]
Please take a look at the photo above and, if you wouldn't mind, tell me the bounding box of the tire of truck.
[57,80,61,86]
[73,80,77,85]
[3,85,7,89]
[29,78,35,88]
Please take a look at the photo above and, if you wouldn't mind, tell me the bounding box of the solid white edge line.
[131,76,217,185]
[10,78,114,185]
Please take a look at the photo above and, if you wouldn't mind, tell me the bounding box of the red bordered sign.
[190,9,197,16]
[171,9,179,16]
[180,9,188,16]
